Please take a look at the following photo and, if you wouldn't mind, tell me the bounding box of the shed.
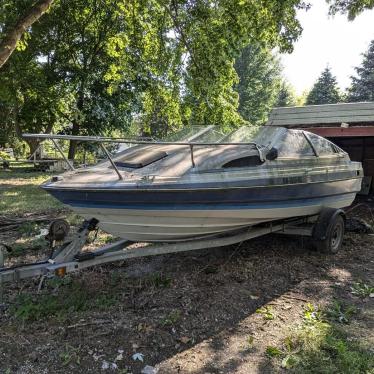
[266,102,374,194]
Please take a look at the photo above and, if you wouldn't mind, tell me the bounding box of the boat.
[35,126,363,242]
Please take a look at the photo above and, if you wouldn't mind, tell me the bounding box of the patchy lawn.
[0,168,373,374]
[0,163,62,215]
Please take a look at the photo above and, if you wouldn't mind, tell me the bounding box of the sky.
[281,0,374,95]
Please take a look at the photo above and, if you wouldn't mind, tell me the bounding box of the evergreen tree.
[275,81,297,107]
[235,45,282,125]
[348,41,374,102]
[306,67,342,105]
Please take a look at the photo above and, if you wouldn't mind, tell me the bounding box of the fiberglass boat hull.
[43,177,361,241]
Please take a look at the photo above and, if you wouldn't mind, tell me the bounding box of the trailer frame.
[0,214,325,287]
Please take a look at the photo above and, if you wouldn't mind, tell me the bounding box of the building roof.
[266,102,374,128]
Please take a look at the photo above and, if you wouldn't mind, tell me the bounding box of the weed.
[46,276,73,289]
[303,303,323,323]
[66,213,83,226]
[9,237,48,257]
[94,294,119,309]
[273,302,374,373]
[256,305,275,320]
[147,273,172,288]
[161,309,181,326]
[246,335,255,349]
[18,222,39,236]
[281,354,300,369]
[326,301,357,324]
[59,344,80,366]
[266,346,283,357]
[351,282,374,298]
[10,279,119,321]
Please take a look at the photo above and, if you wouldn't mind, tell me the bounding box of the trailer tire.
[312,209,345,254]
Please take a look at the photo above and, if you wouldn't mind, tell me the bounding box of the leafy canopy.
[327,0,374,20]
[1,0,308,156]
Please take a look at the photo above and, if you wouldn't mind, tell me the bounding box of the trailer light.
[55,267,66,277]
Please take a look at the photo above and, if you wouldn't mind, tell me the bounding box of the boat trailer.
[0,208,346,293]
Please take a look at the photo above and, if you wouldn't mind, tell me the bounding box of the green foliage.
[325,301,357,324]
[10,279,120,321]
[306,67,342,105]
[235,44,282,125]
[1,0,307,155]
[348,40,374,102]
[350,281,374,298]
[59,344,81,367]
[275,81,297,107]
[161,309,181,326]
[146,272,173,289]
[18,221,39,236]
[0,150,11,160]
[328,0,374,20]
[0,167,62,214]
[269,302,374,373]
[256,305,276,320]
[10,237,48,257]
[266,346,283,357]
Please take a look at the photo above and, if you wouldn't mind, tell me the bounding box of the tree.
[306,67,342,105]
[103,0,308,132]
[3,0,308,158]
[235,45,282,125]
[0,0,53,69]
[347,40,374,102]
[327,0,374,20]
[275,81,297,107]
[0,50,72,154]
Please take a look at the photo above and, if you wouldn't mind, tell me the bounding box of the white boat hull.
[71,193,356,241]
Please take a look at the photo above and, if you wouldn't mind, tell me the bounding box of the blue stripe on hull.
[43,179,360,210]
[70,194,354,210]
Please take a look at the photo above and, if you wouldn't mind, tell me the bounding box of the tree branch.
[0,0,54,69]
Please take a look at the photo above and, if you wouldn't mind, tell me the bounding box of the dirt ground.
[0,206,373,373]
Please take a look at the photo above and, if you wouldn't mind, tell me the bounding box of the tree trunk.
[68,79,85,160]
[26,139,41,157]
[68,121,79,160]
[0,0,54,69]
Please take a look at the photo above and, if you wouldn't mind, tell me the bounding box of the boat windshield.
[222,126,338,158]
[222,126,285,147]
[165,126,225,143]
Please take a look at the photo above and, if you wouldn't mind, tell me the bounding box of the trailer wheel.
[312,209,345,254]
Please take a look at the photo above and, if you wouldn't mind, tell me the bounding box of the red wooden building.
[267,102,374,194]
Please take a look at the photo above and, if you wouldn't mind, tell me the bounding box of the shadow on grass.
[1,229,373,373]
[0,183,62,214]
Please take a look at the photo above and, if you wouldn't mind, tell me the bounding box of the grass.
[267,303,374,373]
[9,237,49,257]
[0,163,62,214]
[10,277,120,322]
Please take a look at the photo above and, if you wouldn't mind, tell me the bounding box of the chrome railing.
[22,133,262,180]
